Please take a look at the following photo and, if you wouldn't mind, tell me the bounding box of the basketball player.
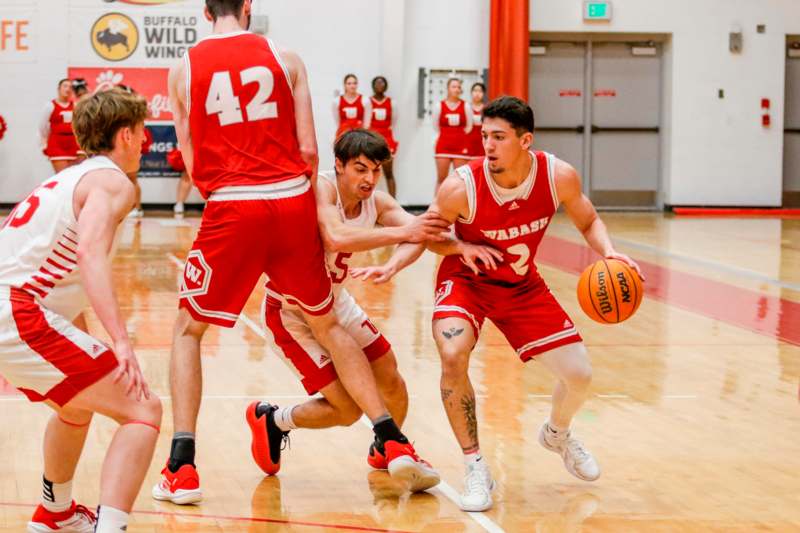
[334,74,371,139]
[250,129,486,492]
[368,76,398,197]
[371,96,642,511]
[39,79,80,173]
[156,0,444,505]
[433,78,473,191]
[117,85,150,218]
[167,148,193,217]
[466,83,486,160]
[0,88,161,533]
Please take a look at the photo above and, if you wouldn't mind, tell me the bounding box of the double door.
[530,41,662,208]
[784,38,800,206]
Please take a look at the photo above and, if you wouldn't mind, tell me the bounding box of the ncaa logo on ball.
[180,250,212,298]
[91,13,139,62]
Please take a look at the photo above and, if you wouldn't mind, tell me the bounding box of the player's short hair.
[483,96,535,136]
[73,88,147,155]
[343,73,358,85]
[372,76,388,91]
[334,129,391,166]
[205,0,245,21]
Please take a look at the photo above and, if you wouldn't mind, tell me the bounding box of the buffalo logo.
[91,13,139,62]
[180,250,212,298]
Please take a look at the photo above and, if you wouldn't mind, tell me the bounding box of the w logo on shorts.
[180,250,212,298]
[434,280,454,306]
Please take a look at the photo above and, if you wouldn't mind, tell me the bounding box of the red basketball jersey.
[441,151,559,285]
[49,100,75,137]
[370,97,392,130]
[187,32,309,198]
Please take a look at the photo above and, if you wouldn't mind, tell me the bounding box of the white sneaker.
[459,461,495,512]
[539,423,601,481]
[174,202,184,217]
[127,208,143,218]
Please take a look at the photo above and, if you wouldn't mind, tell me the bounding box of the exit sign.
[584,1,612,21]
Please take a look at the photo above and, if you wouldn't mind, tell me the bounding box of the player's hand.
[403,212,451,243]
[350,264,397,284]
[606,251,645,281]
[112,339,150,401]
[460,243,504,275]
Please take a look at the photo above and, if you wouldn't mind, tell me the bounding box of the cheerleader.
[39,79,80,172]
[369,76,398,197]
[466,82,486,159]
[333,73,371,139]
[433,78,473,190]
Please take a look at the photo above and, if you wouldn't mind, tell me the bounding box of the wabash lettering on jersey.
[187,32,309,198]
[440,151,560,285]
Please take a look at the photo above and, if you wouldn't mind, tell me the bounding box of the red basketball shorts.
[263,288,391,395]
[432,269,582,361]
[0,287,118,406]
[179,178,334,328]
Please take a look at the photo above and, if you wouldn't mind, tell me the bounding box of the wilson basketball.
[577,259,643,324]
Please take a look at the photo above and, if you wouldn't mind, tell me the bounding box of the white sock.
[95,505,129,533]
[42,477,72,513]
[463,452,483,468]
[274,406,297,432]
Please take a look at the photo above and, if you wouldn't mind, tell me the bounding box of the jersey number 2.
[206,67,278,126]
[507,243,530,276]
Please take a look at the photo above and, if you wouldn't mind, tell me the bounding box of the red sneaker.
[27,501,96,533]
[246,401,290,476]
[151,461,203,505]
[384,441,441,493]
[367,441,388,470]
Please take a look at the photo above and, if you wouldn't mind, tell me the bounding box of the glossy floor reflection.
[0,213,799,532]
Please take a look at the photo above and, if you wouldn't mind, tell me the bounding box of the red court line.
[673,207,800,217]
[0,501,412,532]
[538,236,800,347]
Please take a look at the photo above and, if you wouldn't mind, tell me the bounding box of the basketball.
[577,259,643,324]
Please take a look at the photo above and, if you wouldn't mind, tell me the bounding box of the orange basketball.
[577,259,643,324]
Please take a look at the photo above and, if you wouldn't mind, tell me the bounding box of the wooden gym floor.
[0,212,798,532]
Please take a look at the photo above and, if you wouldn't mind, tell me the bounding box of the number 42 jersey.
[441,151,560,285]
[187,31,309,198]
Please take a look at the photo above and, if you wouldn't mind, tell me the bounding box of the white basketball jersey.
[318,171,378,292]
[0,156,124,319]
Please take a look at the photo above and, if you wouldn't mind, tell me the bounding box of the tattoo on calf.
[461,394,478,449]
[441,388,453,402]
[442,327,464,340]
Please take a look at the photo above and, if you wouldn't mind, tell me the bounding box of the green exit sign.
[584,1,612,21]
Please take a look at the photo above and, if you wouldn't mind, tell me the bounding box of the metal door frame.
[531,32,668,210]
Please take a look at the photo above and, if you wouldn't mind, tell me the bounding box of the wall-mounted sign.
[68,66,172,120]
[91,12,139,61]
[1,12,35,63]
[584,1,612,21]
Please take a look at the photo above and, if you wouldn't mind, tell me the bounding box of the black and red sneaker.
[367,440,388,470]
[246,401,290,476]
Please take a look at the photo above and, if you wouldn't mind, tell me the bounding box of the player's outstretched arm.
[315,182,449,253]
[169,57,194,177]
[352,177,502,283]
[282,49,319,181]
[76,170,149,399]
[556,158,644,280]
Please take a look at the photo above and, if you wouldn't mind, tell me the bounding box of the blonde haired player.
[0,88,162,533]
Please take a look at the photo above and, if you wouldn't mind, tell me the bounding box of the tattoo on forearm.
[442,327,464,340]
[461,394,478,449]
[441,388,453,402]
